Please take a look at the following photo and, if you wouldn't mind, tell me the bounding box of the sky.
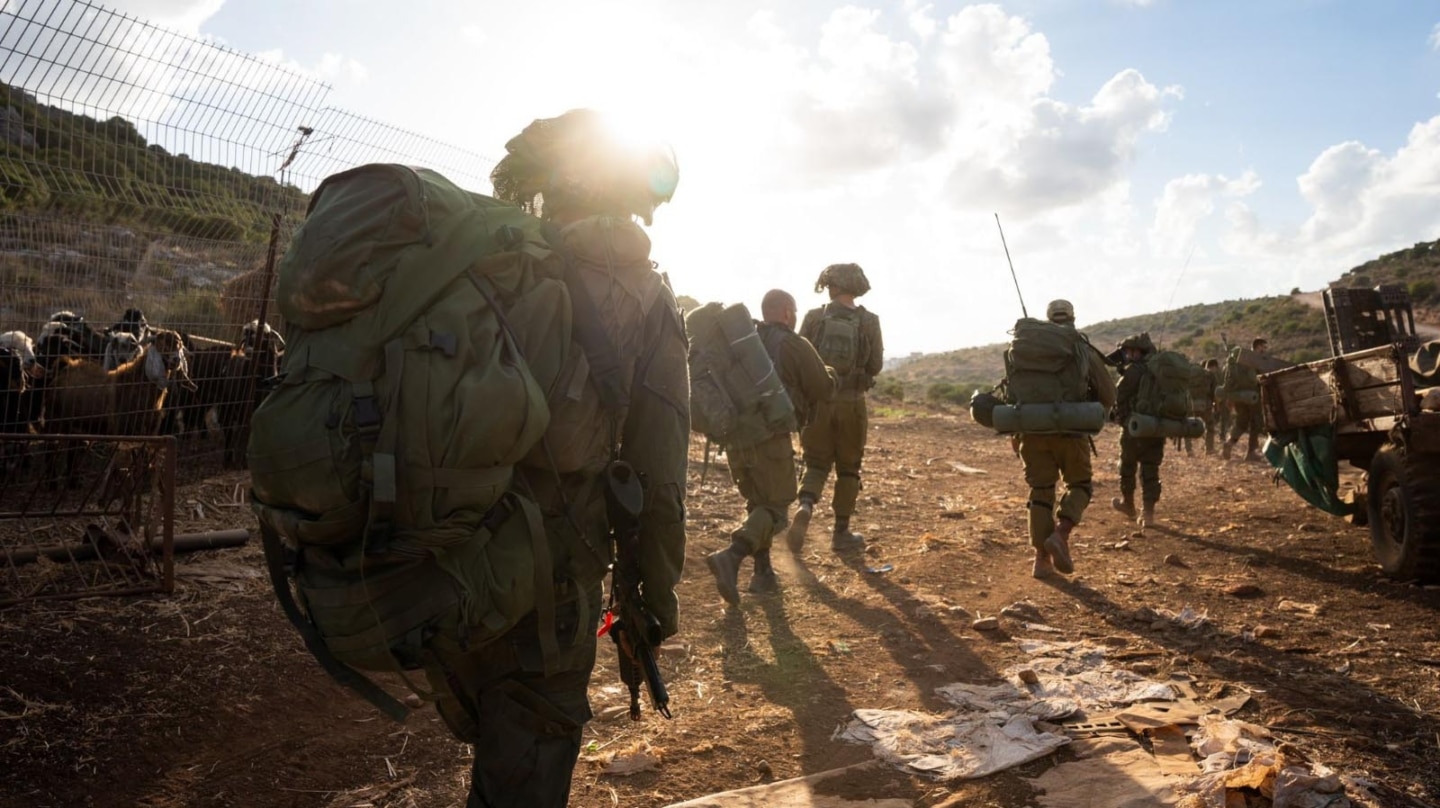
[56,0,1440,354]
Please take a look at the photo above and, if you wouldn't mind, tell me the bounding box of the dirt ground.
[3,411,1440,808]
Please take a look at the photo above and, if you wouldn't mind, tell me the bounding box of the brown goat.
[43,330,196,486]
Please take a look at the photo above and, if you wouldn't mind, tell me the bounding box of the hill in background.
[883,239,1440,403]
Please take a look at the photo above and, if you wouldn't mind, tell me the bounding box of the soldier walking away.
[787,263,883,552]
[1111,333,1165,527]
[253,111,689,808]
[1222,337,1268,462]
[706,290,836,604]
[1201,358,1222,455]
[1018,300,1116,578]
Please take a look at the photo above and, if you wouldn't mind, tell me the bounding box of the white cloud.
[1429,22,1440,50]
[101,0,225,33]
[747,5,1178,217]
[1150,170,1260,257]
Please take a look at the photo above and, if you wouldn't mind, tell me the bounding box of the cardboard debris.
[662,761,912,807]
[1029,736,1181,807]
[836,709,1070,780]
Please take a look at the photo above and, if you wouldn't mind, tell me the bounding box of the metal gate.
[0,434,175,607]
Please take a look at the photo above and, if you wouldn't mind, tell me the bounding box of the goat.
[0,331,42,380]
[1,347,33,481]
[102,332,144,371]
[39,314,107,362]
[43,330,195,486]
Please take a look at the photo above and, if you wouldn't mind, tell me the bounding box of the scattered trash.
[947,461,988,475]
[865,564,895,574]
[1022,622,1064,634]
[1141,606,1210,631]
[836,709,1069,780]
[1276,599,1322,617]
[1000,601,1043,621]
[594,741,665,776]
[1112,540,1131,550]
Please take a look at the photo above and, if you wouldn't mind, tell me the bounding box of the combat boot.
[785,496,815,553]
[831,516,865,552]
[1138,503,1156,528]
[1031,547,1055,579]
[748,550,779,595]
[1111,494,1136,520]
[1244,435,1261,463]
[705,540,749,606]
[1221,441,1234,461]
[1043,517,1075,575]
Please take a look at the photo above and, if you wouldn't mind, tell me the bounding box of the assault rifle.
[599,460,672,721]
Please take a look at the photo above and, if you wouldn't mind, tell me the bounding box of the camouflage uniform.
[797,300,883,544]
[426,112,690,808]
[1115,359,1166,512]
[1178,365,1217,456]
[708,319,835,601]
[1018,341,1116,551]
[1223,348,1263,460]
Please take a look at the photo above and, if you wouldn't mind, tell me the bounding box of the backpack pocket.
[430,493,542,641]
[249,379,363,544]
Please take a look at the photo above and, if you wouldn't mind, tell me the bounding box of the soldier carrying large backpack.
[1111,331,1198,527]
[1222,337,1269,461]
[991,299,1115,578]
[248,110,689,808]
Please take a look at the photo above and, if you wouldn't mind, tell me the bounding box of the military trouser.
[1018,433,1094,548]
[1227,399,1263,446]
[799,393,868,518]
[421,580,602,808]
[727,431,798,555]
[1118,432,1165,505]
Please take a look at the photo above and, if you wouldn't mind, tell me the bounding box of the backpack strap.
[257,520,410,722]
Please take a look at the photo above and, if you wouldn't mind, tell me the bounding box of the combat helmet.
[814,263,870,297]
[489,109,679,225]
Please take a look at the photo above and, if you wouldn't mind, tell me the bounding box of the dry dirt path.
[3,413,1439,807]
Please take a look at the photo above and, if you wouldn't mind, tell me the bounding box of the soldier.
[787,263,883,552]
[1200,358,1222,455]
[1020,300,1117,578]
[1111,333,1165,527]
[1176,357,1218,457]
[449,111,689,807]
[706,289,836,604]
[1222,337,1268,461]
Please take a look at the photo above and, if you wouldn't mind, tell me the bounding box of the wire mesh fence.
[1,0,498,604]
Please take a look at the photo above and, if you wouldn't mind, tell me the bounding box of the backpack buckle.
[353,395,382,434]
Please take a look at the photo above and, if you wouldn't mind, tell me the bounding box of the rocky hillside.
[881,241,1440,403]
[1,81,305,243]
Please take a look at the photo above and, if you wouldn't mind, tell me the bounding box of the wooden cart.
[1259,287,1440,581]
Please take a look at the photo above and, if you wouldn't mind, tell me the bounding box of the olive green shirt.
[758,320,836,429]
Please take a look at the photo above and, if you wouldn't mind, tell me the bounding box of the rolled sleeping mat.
[1127,413,1206,439]
[991,401,1107,434]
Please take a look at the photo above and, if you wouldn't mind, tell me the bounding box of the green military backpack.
[685,302,796,449]
[813,305,862,377]
[1221,347,1260,403]
[249,163,600,718]
[1186,362,1214,416]
[1134,349,1196,420]
[1001,318,1092,404]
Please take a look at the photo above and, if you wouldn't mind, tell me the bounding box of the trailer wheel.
[1367,447,1440,582]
